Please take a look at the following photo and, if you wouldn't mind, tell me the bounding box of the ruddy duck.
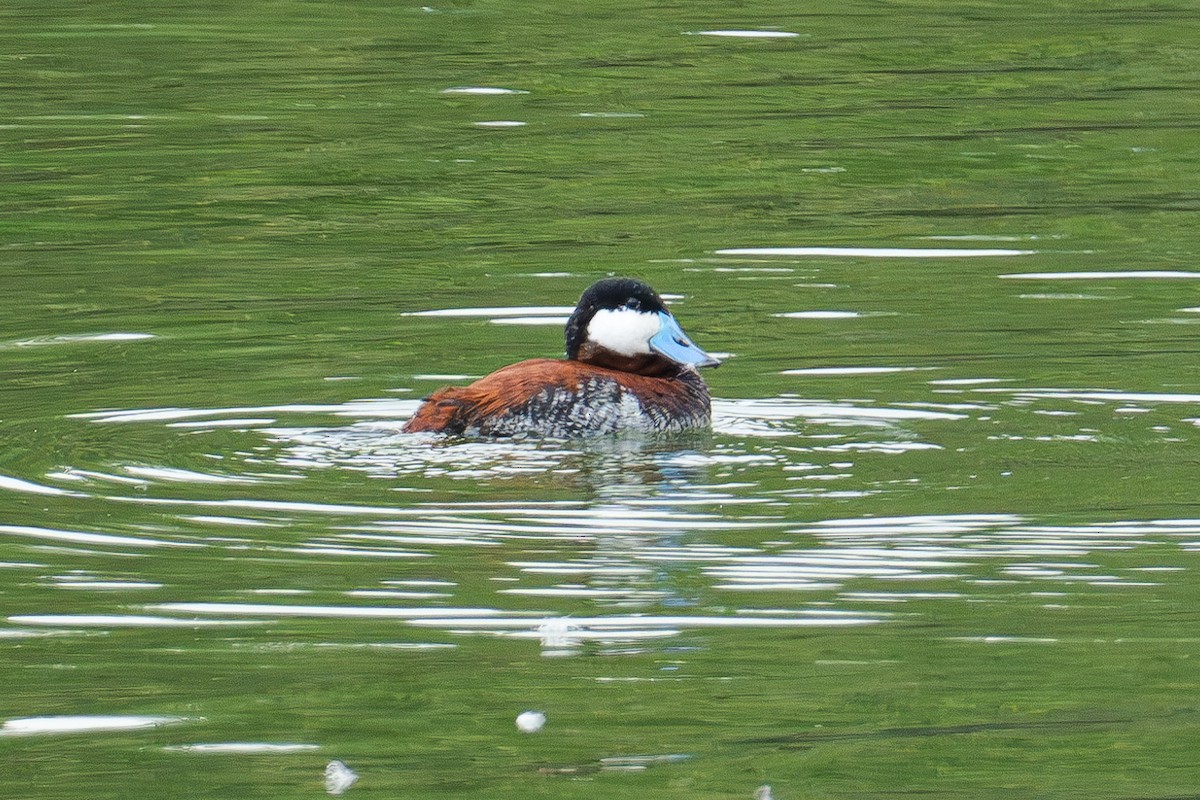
[403,277,720,437]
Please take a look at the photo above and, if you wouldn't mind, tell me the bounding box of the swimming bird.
[403,277,720,437]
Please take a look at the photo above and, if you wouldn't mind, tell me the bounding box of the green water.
[4,1,1200,797]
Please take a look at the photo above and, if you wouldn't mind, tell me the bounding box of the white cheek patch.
[586,308,662,357]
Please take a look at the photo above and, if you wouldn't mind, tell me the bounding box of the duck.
[403,277,720,438]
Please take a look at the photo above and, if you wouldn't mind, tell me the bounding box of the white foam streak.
[440,86,527,95]
[115,495,409,516]
[781,366,930,376]
[165,742,321,753]
[149,602,520,618]
[279,545,431,559]
[1001,271,1200,279]
[718,247,1034,258]
[123,466,265,485]
[167,418,276,428]
[50,579,163,590]
[500,587,666,599]
[9,614,265,627]
[506,627,679,641]
[403,305,574,317]
[408,614,879,629]
[714,398,966,423]
[1,715,190,736]
[0,474,85,497]
[0,524,200,549]
[690,30,800,38]
[807,514,1022,529]
[775,311,861,319]
[987,389,1200,404]
[490,316,571,326]
[74,400,420,424]
[7,332,155,348]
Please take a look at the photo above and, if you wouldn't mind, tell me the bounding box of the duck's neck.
[574,343,685,378]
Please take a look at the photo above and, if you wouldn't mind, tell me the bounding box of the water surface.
[3,1,1200,798]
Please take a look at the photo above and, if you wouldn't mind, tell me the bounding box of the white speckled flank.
[585,308,662,357]
[467,372,710,438]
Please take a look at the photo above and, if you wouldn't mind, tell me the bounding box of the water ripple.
[1,715,192,737]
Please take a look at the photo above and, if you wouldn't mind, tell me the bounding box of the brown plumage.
[403,358,711,437]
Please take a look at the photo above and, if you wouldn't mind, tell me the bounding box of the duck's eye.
[625,298,642,311]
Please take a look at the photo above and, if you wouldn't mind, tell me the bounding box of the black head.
[565,277,667,359]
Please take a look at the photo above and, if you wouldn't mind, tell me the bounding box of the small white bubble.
[516,710,546,733]
[324,760,358,796]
